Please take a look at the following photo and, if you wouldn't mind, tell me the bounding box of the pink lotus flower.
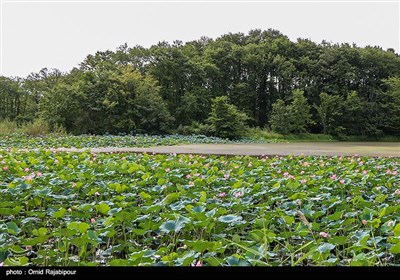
[224,174,230,179]
[165,168,170,172]
[283,172,289,177]
[195,260,202,267]
[234,192,243,198]
[24,168,30,172]
[288,175,295,180]
[394,189,400,195]
[186,174,191,179]
[362,170,368,175]
[90,218,95,224]
[362,219,367,225]
[218,192,226,198]
[2,166,8,171]
[386,169,392,174]
[330,174,337,180]
[54,159,59,164]
[0,262,3,267]
[94,191,100,196]
[339,179,345,184]
[300,171,305,175]
[36,172,43,177]
[392,171,398,175]
[300,179,307,184]
[319,232,329,238]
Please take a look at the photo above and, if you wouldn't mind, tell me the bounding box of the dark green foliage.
[290,90,313,133]
[316,93,344,136]
[0,29,399,137]
[133,77,174,134]
[380,77,400,135]
[269,99,291,135]
[39,66,172,134]
[208,96,248,139]
[176,122,215,136]
[270,90,312,135]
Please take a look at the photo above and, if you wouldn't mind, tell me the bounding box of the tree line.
[1,29,399,138]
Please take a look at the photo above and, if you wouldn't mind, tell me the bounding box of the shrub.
[245,127,284,141]
[208,96,249,139]
[269,99,291,135]
[176,122,215,136]
[21,120,50,137]
[270,90,313,135]
[0,120,18,135]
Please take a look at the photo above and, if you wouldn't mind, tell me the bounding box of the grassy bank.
[244,127,400,142]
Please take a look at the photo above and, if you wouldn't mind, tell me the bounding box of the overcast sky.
[0,0,399,78]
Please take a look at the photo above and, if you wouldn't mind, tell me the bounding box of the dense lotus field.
[0,134,235,149]
[0,150,399,266]
[0,134,276,149]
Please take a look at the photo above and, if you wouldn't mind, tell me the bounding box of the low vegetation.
[0,150,398,266]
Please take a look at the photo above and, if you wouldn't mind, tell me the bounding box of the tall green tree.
[270,90,312,134]
[208,96,248,139]
[269,99,291,135]
[289,90,313,133]
[379,77,400,135]
[315,92,344,135]
[342,91,364,136]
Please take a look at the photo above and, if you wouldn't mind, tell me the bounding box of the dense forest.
[1,29,400,139]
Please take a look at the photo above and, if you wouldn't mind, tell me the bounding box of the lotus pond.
[0,150,399,266]
[0,134,277,149]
